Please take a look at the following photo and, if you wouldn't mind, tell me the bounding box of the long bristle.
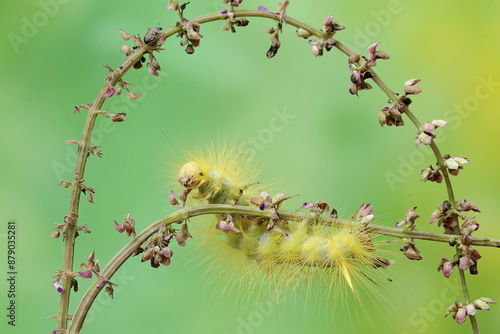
[176,143,393,316]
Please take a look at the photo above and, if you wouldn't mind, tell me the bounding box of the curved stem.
[67,204,500,333]
[56,44,151,330]
[58,8,490,334]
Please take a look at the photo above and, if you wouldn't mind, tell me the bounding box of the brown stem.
[67,204,500,333]
[56,43,150,330]
[58,8,489,334]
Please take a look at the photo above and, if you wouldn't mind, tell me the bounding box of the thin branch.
[58,8,492,334]
[67,204,500,333]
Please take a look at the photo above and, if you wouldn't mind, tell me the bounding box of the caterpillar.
[176,147,392,308]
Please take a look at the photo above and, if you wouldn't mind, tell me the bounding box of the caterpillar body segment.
[178,154,391,303]
[179,161,252,206]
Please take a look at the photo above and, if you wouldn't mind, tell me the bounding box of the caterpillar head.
[178,162,206,189]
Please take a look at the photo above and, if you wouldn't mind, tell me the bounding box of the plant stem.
[59,9,489,333]
[67,204,499,333]
[56,43,151,330]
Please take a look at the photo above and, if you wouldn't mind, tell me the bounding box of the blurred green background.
[1,0,500,333]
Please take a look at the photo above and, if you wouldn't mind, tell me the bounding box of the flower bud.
[465,303,477,316]
[53,281,64,293]
[296,28,312,39]
[459,256,471,271]
[119,28,132,41]
[141,248,155,262]
[473,299,490,310]
[120,44,133,55]
[454,307,467,324]
[175,234,186,247]
[277,0,289,11]
[442,261,454,278]
[127,91,142,100]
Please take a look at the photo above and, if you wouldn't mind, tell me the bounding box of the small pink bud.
[216,220,232,233]
[77,270,93,279]
[443,261,454,278]
[454,307,467,325]
[96,279,106,289]
[404,78,421,87]
[103,86,116,98]
[53,281,64,293]
[459,256,471,271]
[119,28,132,41]
[175,234,186,247]
[323,15,334,27]
[148,67,159,77]
[162,247,173,258]
[169,191,179,206]
[368,42,380,55]
[127,91,142,100]
[277,1,289,11]
[465,304,477,316]
[430,210,440,224]
[114,220,125,233]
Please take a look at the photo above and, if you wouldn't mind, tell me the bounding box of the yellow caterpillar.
[176,147,392,307]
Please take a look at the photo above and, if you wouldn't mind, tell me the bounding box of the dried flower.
[444,155,469,175]
[127,91,142,100]
[454,307,467,324]
[366,42,390,66]
[103,86,116,98]
[404,78,422,95]
[442,261,454,278]
[421,165,443,183]
[169,190,179,206]
[119,28,132,41]
[53,281,64,293]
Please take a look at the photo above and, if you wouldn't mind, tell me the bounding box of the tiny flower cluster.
[415,119,448,147]
[114,212,137,238]
[134,221,192,268]
[431,199,482,275]
[220,10,249,33]
[421,154,469,183]
[430,199,479,234]
[304,15,344,57]
[77,251,117,298]
[302,200,331,215]
[252,190,288,211]
[355,203,375,226]
[378,79,423,127]
[264,1,289,58]
[395,207,419,230]
[216,215,242,233]
[445,298,496,325]
[168,1,203,54]
[396,207,423,260]
[251,190,292,234]
[348,42,389,96]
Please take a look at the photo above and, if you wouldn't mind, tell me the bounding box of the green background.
[1,0,500,333]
